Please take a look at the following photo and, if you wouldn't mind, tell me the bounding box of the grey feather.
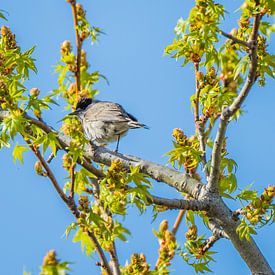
[70,98,148,148]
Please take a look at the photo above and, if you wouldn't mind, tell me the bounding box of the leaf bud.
[42,250,58,267]
[159,219,168,232]
[229,28,238,37]
[30,87,40,97]
[185,224,197,240]
[1,26,9,36]
[61,40,72,56]
[34,161,47,176]
[76,3,85,17]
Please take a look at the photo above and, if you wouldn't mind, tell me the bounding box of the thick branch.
[208,218,229,239]
[8,112,205,198]
[212,201,273,275]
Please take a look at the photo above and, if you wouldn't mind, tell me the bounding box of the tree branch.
[212,203,273,275]
[69,163,76,199]
[207,11,261,193]
[193,62,208,173]
[148,194,208,211]
[68,0,82,93]
[26,140,113,275]
[172,209,185,235]
[208,218,229,239]
[109,243,121,275]
[219,30,251,48]
[201,234,220,254]
[0,110,205,198]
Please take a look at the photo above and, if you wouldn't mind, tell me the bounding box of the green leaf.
[12,143,29,164]
[0,9,7,20]
[73,228,95,256]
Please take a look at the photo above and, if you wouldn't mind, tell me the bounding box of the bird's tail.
[128,121,149,129]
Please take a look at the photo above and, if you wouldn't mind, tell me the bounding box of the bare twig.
[87,231,113,275]
[219,30,251,48]
[172,209,186,235]
[27,142,113,275]
[89,177,120,274]
[69,1,82,93]
[193,62,201,123]
[201,235,220,254]
[193,62,208,173]
[69,163,76,199]
[28,143,75,211]
[232,208,246,221]
[47,151,57,163]
[109,243,121,275]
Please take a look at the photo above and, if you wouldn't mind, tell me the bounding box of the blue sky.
[0,0,274,274]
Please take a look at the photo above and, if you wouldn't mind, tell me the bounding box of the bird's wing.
[83,101,131,123]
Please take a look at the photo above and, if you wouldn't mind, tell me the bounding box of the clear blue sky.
[0,0,274,274]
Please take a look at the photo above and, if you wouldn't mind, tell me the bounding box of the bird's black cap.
[75,97,93,111]
[69,97,93,116]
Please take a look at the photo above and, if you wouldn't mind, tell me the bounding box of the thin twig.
[89,177,120,274]
[28,143,73,210]
[193,62,208,174]
[232,208,246,221]
[70,1,82,93]
[172,209,186,235]
[87,231,113,275]
[201,235,220,253]
[28,142,113,275]
[193,62,201,123]
[220,30,251,48]
[47,151,57,163]
[69,163,76,199]
[109,243,121,275]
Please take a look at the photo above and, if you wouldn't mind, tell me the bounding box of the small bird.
[69,97,148,151]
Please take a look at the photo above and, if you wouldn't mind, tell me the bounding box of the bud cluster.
[61,116,84,141]
[60,40,77,73]
[123,253,150,274]
[62,154,73,170]
[256,35,269,87]
[245,185,275,225]
[1,26,18,50]
[155,220,177,270]
[79,195,90,212]
[171,128,201,175]
[106,159,127,189]
[185,224,198,240]
[42,250,58,267]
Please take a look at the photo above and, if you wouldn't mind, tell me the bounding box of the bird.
[69,97,148,151]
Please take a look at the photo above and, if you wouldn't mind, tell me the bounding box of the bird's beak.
[68,109,80,116]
